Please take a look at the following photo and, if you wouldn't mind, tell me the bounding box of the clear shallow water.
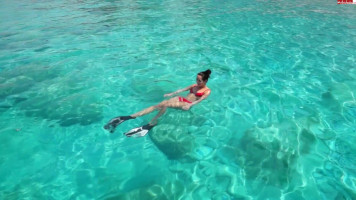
[0,0,355,199]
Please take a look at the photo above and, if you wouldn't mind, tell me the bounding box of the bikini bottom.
[178,97,192,104]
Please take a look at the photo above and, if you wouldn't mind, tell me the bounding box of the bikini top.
[190,84,210,97]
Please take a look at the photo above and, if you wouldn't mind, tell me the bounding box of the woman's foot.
[104,116,134,133]
[149,120,158,126]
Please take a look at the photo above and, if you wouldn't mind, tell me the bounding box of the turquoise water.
[1,0,355,199]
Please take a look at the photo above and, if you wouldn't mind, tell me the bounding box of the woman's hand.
[182,104,191,110]
[164,93,173,97]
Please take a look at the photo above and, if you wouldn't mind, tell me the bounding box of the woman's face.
[196,75,206,86]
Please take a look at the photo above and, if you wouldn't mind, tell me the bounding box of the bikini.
[178,85,210,104]
[178,97,192,103]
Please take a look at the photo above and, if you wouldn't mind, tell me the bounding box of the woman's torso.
[185,84,210,102]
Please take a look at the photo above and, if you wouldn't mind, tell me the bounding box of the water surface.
[0,0,355,199]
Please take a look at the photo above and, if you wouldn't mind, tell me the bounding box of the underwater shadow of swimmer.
[147,109,207,160]
[149,124,194,160]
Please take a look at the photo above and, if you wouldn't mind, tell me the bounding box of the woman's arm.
[164,85,193,97]
[182,90,211,110]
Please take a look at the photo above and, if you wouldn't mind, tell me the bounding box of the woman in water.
[104,69,211,137]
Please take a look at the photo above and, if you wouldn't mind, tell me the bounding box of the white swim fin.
[124,124,154,137]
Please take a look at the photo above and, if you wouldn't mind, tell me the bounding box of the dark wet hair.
[198,69,212,81]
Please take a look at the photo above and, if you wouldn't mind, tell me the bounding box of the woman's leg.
[131,97,183,118]
[104,101,166,132]
[149,106,167,125]
[147,97,187,125]
[105,97,187,133]
[131,105,161,118]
